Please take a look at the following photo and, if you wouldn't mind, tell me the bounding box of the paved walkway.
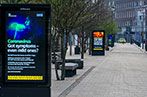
[52,43,147,97]
[51,45,111,97]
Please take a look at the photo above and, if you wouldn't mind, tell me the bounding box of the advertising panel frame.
[0,4,51,87]
[108,34,112,46]
[92,30,105,56]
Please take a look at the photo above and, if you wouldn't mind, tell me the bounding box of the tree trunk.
[61,29,69,80]
[54,35,60,80]
[55,58,60,80]
[84,36,88,53]
[61,32,65,80]
[69,32,72,56]
[81,26,84,59]
[89,36,92,55]
[52,29,60,80]
[105,33,109,50]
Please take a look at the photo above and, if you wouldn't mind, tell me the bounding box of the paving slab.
[51,45,112,97]
[65,43,147,97]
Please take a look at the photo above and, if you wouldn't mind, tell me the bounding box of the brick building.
[115,0,147,42]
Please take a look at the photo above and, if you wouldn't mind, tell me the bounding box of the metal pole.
[142,12,144,49]
[146,11,147,40]
[142,23,144,49]
[135,2,137,42]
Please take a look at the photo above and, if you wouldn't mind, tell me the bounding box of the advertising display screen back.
[1,5,50,85]
[92,30,105,55]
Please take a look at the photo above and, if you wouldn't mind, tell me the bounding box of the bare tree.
[1,0,118,80]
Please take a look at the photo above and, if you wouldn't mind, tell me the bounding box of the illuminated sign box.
[108,35,112,46]
[92,30,105,55]
[108,34,115,47]
[1,4,51,86]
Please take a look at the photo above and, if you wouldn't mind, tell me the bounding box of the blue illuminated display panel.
[0,5,50,85]
[5,11,47,83]
[108,35,112,46]
[6,11,45,40]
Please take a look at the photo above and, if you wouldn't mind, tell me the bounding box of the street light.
[141,11,145,49]
[134,3,137,41]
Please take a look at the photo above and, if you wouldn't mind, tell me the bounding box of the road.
[66,43,147,97]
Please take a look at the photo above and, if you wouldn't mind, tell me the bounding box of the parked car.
[118,38,126,43]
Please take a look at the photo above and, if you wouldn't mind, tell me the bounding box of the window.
[128,2,130,7]
[144,1,147,5]
[140,16,142,20]
[131,2,133,7]
[136,1,138,6]
[133,2,135,7]
[132,11,135,17]
[125,21,127,26]
[129,11,131,17]
[128,21,130,26]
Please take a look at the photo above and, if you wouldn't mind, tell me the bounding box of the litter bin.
[75,46,80,54]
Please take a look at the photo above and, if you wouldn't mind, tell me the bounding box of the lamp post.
[142,11,145,49]
[135,2,137,42]
[145,10,147,51]
[146,11,147,41]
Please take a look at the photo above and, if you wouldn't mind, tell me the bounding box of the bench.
[65,59,83,69]
[52,59,83,69]
[59,63,78,77]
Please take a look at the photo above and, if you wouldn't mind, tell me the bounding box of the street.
[52,43,147,97]
[1,1,147,97]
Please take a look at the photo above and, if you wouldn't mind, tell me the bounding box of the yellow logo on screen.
[93,48,103,50]
[8,75,43,80]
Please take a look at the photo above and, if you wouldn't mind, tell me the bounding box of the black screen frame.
[0,4,51,87]
[92,30,105,56]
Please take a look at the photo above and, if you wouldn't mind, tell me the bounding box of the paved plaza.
[52,43,147,97]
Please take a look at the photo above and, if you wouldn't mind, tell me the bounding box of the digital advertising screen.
[93,31,104,50]
[1,5,50,85]
[92,30,105,55]
[108,35,112,46]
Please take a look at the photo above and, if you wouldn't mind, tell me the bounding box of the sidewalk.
[135,43,147,54]
[51,45,113,97]
[67,43,147,97]
[52,43,147,97]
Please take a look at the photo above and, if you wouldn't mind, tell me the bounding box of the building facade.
[115,0,147,42]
